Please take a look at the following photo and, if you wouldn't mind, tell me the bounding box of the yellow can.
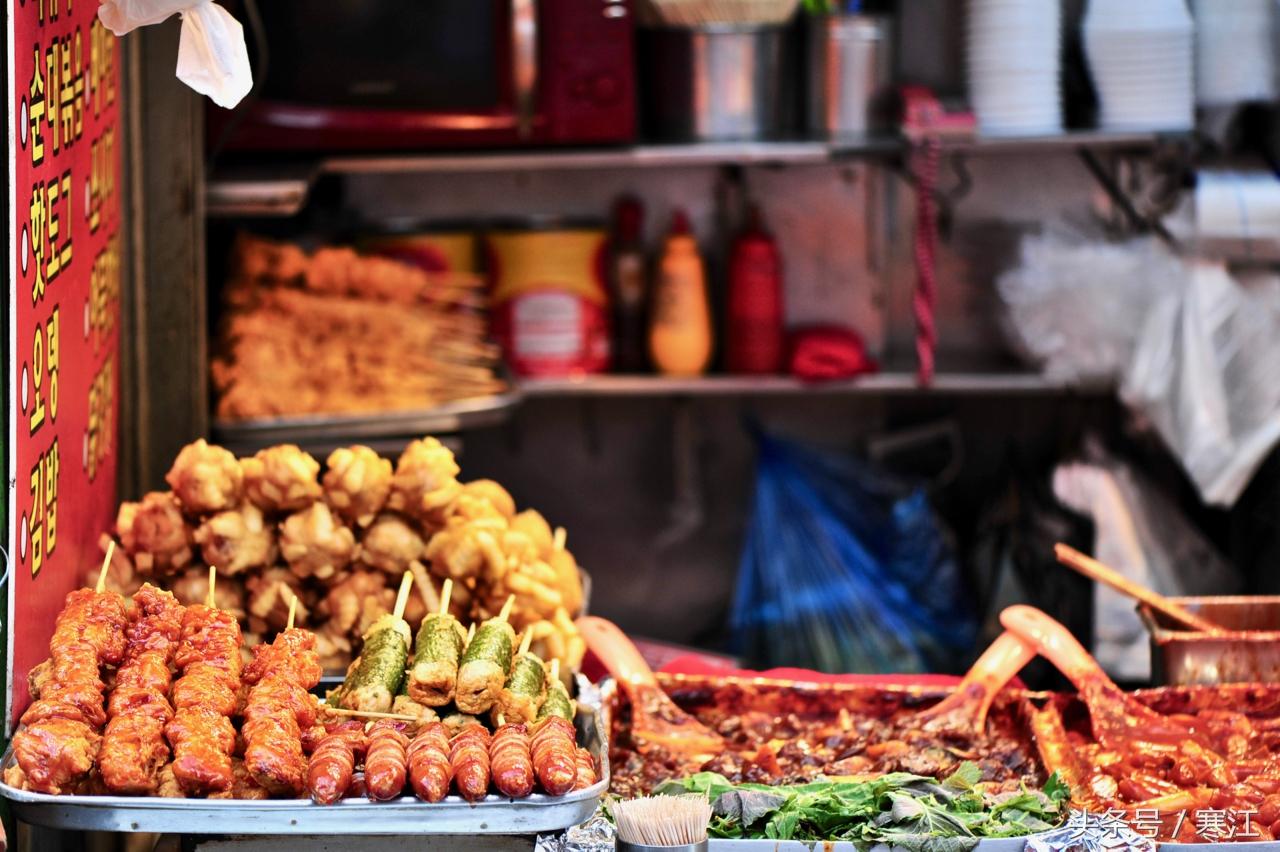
[487,223,610,377]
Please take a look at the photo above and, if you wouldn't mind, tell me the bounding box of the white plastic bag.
[1054,449,1240,680]
[997,233,1183,383]
[99,0,251,108]
[1123,262,1280,506]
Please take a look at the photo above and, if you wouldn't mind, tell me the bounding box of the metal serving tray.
[0,705,608,835]
[212,391,520,453]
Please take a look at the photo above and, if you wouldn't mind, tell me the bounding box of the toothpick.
[466,622,476,644]
[517,629,533,656]
[95,541,115,593]
[439,578,453,616]
[207,566,217,609]
[496,713,506,727]
[286,592,298,630]
[497,594,515,624]
[318,702,418,723]
[553,527,567,553]
[393,571,414,621]
[549,659,561,684]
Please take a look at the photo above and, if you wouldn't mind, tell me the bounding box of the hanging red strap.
[912,136,941,386]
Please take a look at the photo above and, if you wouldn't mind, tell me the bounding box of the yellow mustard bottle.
[649,210,712,376]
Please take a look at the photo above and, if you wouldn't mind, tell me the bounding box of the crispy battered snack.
[166,440,243,515]
[193,504,277,576]
[116,493,193,574]
[424,517,506,583]
[245,568,311,632]
[279,502,356,580]
[387,438,461,525]
[170,566,246,621]
[318,570,394,638]
[361,513,427,576]
[241,445,322,514]
[323,446,392,527]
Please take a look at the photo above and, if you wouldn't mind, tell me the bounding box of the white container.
[1192,0,1277,105]
[1083,0,1194,131]
[967,0,1062,135]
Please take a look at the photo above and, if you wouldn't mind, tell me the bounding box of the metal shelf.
[518,372,1113,397]
[205,131,1180,218]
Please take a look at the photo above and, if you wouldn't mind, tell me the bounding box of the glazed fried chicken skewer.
[165,567,244,796]
[241,593,323,796]
[12,548,129,794]
[100,583,186,794]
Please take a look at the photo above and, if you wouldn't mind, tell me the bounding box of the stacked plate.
[1083,0,1194,132]
[967,0,1063,136]
[1192,0,1277,106]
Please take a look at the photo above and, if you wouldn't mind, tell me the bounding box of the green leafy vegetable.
[657,767,1071,851]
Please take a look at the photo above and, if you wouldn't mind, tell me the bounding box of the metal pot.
[1140,596,1280,685]
[806,13,894,139]
[640,25,787,141]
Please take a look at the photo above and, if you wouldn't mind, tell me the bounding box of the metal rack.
[207,132,1188,218]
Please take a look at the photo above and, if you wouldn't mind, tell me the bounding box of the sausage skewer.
[572,747,598,791]
[455,596,516,715]
[165,567,243,796]
[100,583,186,794]
[307,721,366,805]
[407,722,453,802]
[530,714,578,796]
[449,721,493,802]
[365,720,410,801]
[490,716,535,799]
[13,548,129,794]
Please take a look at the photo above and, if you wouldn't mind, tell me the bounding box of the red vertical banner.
[7,0,122,729]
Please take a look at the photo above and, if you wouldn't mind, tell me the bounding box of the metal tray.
[212,391,520,452]
[0,704,608,835]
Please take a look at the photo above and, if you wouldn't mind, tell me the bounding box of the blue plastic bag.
[730,432,976,674]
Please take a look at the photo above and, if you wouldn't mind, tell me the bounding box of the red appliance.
[213,0,636,151]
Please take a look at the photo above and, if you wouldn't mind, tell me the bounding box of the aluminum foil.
[535,806,615,852]
[1026,810,1157,852]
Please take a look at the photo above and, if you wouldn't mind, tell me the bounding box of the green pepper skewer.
[537,659,575,722]
[408,578,467,707]
[492,629,547,725]
[455,595,516,714]
[338,571,414,713]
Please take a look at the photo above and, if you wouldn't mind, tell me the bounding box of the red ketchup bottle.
[726,206,785,375]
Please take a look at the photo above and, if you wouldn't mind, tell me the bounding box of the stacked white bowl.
[1082,0,1194,132]
[1192,0,1276,106]
[967,0,1063,136]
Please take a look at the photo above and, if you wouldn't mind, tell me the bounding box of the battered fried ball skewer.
[241,595,323,796]
[13,550,129,794]
[165,567,244,796]
[100,583,186,794]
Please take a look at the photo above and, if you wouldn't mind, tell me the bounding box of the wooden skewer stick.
[549,659,561,684]
[497,594,515,624]
[207,566,217,609]
[393,571,414,621]
[496,713,506,727]
[553,527,567,554]
[439,578,453,616]
[466,622,476,644]
[517,629,533,656]
[286,592,298,631]
[95,541,116,593]
[318,702,419,723]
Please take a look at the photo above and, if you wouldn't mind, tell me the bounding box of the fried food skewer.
[455,596,516,715]
[408,579,466,707]
[99,584,186,794]
[337,573,414,713]
[240,616,322,796]
[165,568,244,796]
